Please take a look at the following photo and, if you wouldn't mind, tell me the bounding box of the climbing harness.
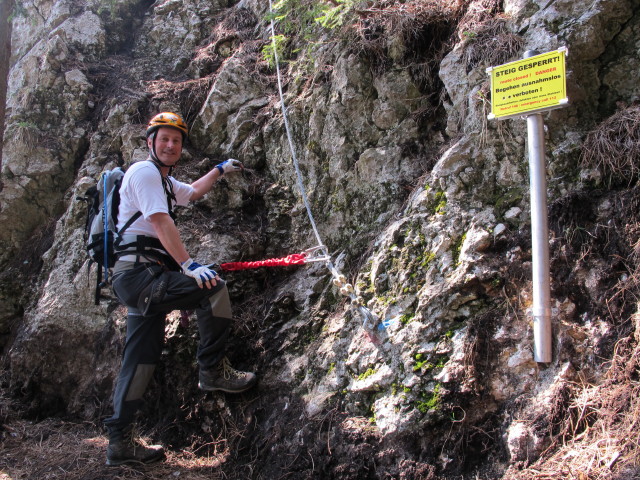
[267,1,377,330]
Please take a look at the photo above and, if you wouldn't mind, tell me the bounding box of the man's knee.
[124,364,156,401]
[203,283,232,318]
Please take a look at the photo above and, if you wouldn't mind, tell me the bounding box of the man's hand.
[215,159,243,176]
[181,258,217,289]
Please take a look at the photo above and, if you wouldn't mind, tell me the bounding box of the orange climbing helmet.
[146,112,188,139]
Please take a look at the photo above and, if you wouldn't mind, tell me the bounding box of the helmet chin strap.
[149,132,175,175]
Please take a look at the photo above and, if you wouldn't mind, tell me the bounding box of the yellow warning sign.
[487,48,568,120]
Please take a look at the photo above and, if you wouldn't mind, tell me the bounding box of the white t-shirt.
[117,160,194,238]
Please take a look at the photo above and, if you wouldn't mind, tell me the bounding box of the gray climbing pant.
[104,261,232,437]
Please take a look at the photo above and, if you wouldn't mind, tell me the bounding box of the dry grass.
[335,0,466,126]
[581,104,640,186]
[345,0,518,125]
[461,17,523,71]
[455,0,502,40]
[0,418,227,480]
[191,7,261,75]
[6,122,42,148]
[144,6,262,128]
[505,336,640,480]
[351,0,462,80]
[354,0,463,41]
[146,77,214,127]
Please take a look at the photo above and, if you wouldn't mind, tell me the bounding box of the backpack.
[79,167,141,304]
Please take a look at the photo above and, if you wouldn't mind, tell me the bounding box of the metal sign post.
[487,48,569,363]
[527,103,552,363]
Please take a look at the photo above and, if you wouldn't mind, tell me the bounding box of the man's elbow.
[148,212,173,226]
[190,187,203,201]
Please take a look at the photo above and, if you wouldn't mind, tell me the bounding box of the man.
[103,112,257,466]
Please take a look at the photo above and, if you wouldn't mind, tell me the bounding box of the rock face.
[2,0,640,477]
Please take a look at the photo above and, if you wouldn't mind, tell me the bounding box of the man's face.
[149,127,183,165]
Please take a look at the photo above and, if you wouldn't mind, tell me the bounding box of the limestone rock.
[2,0,640,475]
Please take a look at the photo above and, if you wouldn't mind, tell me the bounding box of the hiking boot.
[198,357,257,393]
[106,428,165,466]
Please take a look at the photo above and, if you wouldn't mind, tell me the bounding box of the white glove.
[215,159,243,176]
[181,258,216,288]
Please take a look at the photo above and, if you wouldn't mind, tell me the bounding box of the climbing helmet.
[146,112,188,139]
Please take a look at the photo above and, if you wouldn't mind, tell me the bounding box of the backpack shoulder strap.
[148,160,177,220]
[117,211,142,236]
[113,211,142,251]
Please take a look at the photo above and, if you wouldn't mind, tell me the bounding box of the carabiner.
[302,245,331,263]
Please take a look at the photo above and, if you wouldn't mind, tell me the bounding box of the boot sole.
[198,378,257,394]
[106,453,165,466]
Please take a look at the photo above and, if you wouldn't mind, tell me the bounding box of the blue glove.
[215,159,243,176]
[181,258,217,288]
